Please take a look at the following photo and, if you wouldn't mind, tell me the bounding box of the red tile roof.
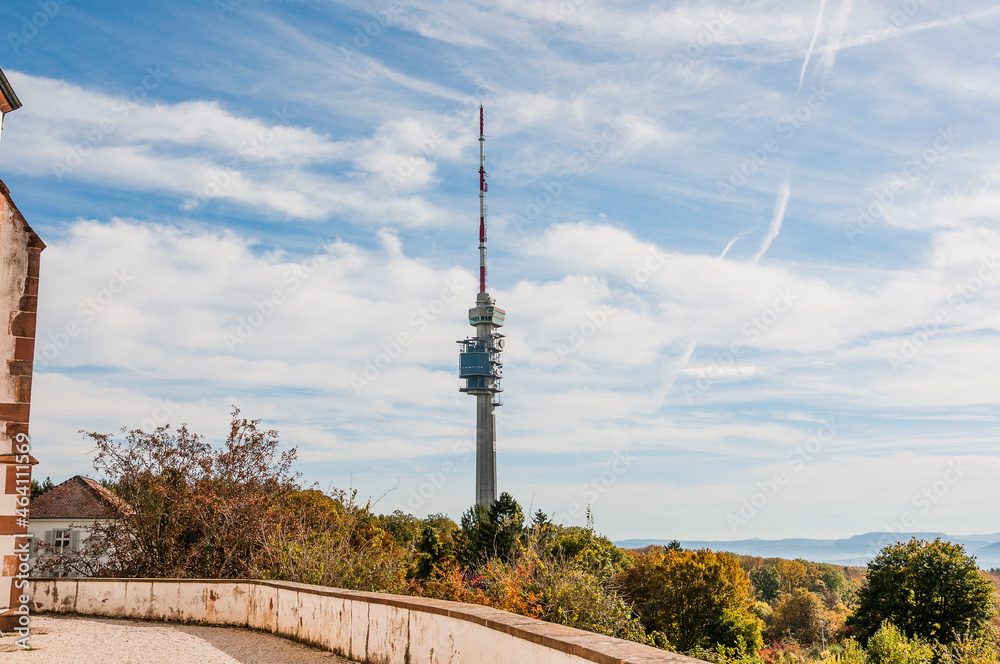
[30,475,121,520]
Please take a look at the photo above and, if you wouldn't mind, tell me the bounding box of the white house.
[28,475,119,576]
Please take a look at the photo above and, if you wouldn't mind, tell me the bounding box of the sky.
[1,0,999,542]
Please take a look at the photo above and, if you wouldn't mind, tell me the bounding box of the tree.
[617,547,763,654]
[412,524,452,580]
[751,565,780,603]
[768,588,825,644]
[261,487,408,593]
[457,492,524,566]
[74,409,301,578]
[30,476,55,499]
[378,510,423,548]
[850,538,998,646]
[775,559,808,595]
[809,562,859,607]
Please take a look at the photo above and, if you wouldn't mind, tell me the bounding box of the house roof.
[0,67,21,113]
[30,475,122,520]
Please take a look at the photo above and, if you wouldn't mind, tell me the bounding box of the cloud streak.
[819,0,854,79]
[798,0,829,91]
[752,177,793,266]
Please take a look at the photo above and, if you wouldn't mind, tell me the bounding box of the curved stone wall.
[31,578,701,664]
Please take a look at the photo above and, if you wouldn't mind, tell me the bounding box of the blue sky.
[3,0,999,541]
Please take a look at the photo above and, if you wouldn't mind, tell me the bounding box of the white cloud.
[2,71,463,225]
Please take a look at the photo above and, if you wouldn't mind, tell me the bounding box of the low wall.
[31,578,699,664]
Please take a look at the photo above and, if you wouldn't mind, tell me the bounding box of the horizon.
[2,0,999,542]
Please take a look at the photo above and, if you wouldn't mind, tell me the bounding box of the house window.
[53,529,72,553]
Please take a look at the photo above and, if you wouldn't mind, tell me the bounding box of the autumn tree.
[378,510,423,548]
[775,558,808,595]
[79,409,300,578]
[768,588,825,644]
[62,409,408,590]
[617,547,763,654]
[850,538,998,646]
[263,488,408,592]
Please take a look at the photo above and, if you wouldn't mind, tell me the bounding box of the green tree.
[866,622,934,664]
[548,526,630,583]
[378,510,423,548]
[30,476,55,499]
[617,547,763,654]
[412,524,451,580]
[850,538,998,646]
[750,565,780,603]
[457,492,524,565]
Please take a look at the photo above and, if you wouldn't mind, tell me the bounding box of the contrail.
[798,0,829,91]
[836,6,1000,54]
[752,177,792,265]
[819,0,854,79]
[718,232,748,259]
[655,340,699,405]
[658,233,746,404]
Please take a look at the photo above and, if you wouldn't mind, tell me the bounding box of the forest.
[35,411,1000,664]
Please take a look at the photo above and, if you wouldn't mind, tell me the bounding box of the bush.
[63,409,300,578]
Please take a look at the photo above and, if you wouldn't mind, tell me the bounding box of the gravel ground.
[0,614,355,663]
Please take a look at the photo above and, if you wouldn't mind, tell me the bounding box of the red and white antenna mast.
[478,104,488,294]
[459,104,505,507]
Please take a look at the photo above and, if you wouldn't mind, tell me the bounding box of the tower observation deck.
[458,105,504,507]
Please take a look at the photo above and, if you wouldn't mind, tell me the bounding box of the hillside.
[615,531,1000,569]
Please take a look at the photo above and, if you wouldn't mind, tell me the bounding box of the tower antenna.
[478,104,488,294]
[458,105,505,507]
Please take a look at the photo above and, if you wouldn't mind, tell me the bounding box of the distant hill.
[614,532,1000,569]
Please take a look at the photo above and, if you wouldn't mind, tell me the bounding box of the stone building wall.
[0,180,44,632]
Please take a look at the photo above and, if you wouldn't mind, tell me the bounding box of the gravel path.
[1,614,355,663]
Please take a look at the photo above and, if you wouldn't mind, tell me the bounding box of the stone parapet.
[31,578,704,664]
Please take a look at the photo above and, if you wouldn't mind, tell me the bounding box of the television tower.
[458,105,505,507]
